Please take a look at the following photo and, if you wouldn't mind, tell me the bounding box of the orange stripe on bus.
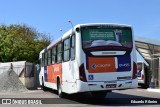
[47,63,62,83]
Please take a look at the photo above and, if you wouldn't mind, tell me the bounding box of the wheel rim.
[58,83,62,95]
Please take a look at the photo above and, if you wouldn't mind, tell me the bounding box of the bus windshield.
[81,26,133,50]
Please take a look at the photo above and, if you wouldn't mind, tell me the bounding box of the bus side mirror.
[76,27,80,32]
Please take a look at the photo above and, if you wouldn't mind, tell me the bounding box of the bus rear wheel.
[57,79,65,98]
[91,91,107,98]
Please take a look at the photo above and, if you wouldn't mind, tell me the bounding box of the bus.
[39,23,138,98]
[137,61,150,88]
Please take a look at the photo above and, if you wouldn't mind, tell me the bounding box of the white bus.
[137,61,150,88]
[39,23,138,98]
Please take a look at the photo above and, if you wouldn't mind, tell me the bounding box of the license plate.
[106,84,116,88]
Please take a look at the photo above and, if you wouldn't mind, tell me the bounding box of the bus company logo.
[92,64,111,69]
[52,67,54,72]
[92,64,97,69]
[119,63,130,67]
[54,67,59,71]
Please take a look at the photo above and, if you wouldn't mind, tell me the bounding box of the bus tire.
[41,77,47,91]
[57,79,64,98]
[91,91,107,98]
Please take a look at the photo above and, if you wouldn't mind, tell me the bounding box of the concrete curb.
[147,88,160,93]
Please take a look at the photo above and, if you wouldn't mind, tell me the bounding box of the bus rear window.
[81,26,133,49]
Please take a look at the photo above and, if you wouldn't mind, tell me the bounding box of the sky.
[0,0,160,61]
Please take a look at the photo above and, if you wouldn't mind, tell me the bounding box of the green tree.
[0,24,51,63]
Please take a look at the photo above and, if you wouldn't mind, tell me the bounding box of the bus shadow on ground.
[48,89,160,106]
[66,93,159,106]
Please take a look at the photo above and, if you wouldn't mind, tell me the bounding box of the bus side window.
[47,50,52,65]
[71,34,75,60]
[41,53,44,67]
[52,46,57,64]
[57,42,63,63]
[63,38,70,62]
[44,52,48,66]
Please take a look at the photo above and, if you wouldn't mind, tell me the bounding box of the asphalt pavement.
[0,87,160,107]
